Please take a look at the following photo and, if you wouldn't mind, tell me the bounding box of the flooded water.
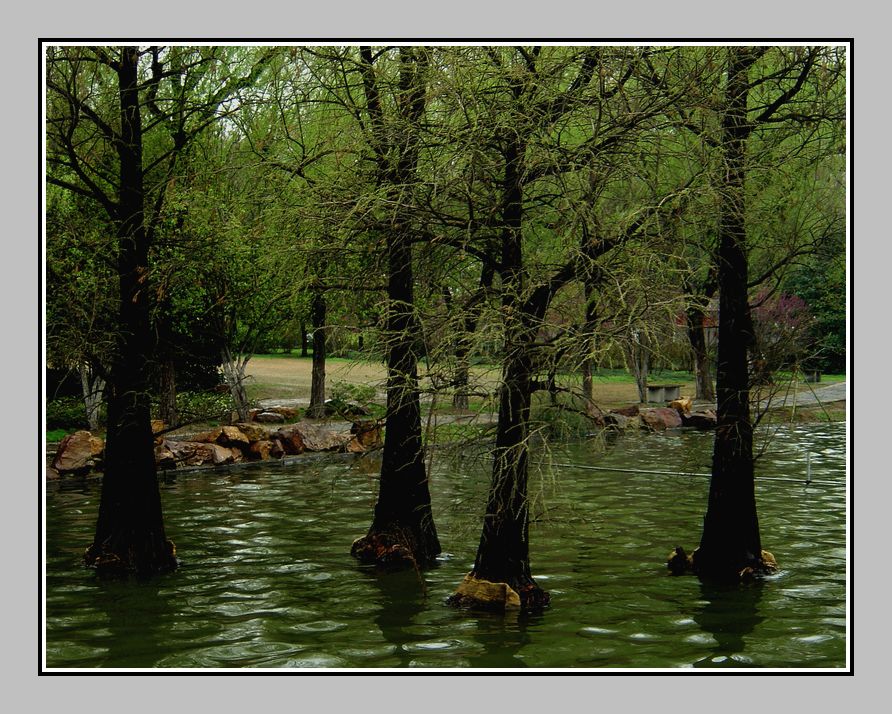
[44,422,847,670]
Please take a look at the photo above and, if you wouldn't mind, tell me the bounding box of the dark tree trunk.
[351,46,440,569]
[352,230,441,567]
[693,48,772,580]
[158,354,178,427]
[461,347,548,607]
[450,137,549,611]
[686,302,715,403]
[306,291,327,419]
[85,47,176,577]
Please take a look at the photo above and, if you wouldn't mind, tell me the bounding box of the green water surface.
[44,422,847,670]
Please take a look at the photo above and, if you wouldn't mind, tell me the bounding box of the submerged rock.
[682,410,718,430]
[449,574,521,610]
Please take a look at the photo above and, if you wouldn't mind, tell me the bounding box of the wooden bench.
[646,384,681,403]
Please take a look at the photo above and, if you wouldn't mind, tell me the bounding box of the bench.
[646,384,681,403]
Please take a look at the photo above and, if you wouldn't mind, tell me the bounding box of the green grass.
[46,428,75,443]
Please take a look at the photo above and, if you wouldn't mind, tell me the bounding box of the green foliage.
[155,391,234,425]
[785,246,846,373]
[530,398,598,441]
[46,396,93,430]
[330,380,377,407]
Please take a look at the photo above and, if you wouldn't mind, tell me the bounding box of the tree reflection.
[93,574,178,667]
[691,579,765,667]
[366,568,428,667]
[463,612,535,668]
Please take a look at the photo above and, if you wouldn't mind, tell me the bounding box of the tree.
[436,46,696,610]
[668,45,845,580]
[46,45,271,574]
[281,47,442,567]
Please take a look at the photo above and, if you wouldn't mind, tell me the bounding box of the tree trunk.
[300,320,309,357]
[306,291,327,419]
[85,47,176,577]
[79,363,105,432]
[351,47,440,569]
[450,137,548,611]
[686,302,715,403]
[452,343,471,411]
[452,347,549,609]
[351,231,441,568]
[579,280,604,420]
[158,355,178,427]
[221,346,250,423]
[693,48,773,580]
[626,331,649,403]
[451,264,494,410]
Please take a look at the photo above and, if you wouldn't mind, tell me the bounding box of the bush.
[151,390,234,425]
[46,396,90,430]
[530,398,596,441]
[330,380,377,408]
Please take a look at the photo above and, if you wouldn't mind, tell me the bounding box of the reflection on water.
[45,423,847,669]
[691,581,766,668]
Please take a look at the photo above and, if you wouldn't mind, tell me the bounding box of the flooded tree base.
[84,538,178,577]
[667,546,778,581]
[447,573,550,612]
[350,531,430,571]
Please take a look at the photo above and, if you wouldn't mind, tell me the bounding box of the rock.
[682,410,717,430]
[215,444,241,464]
[603,413,636,429]
[52,431,104,474]
[450,574,521,610]
[164,441,234,467]
[294,421,353,451]
[235,422,270,442]
[275,425,307,454]
[639,407,683,430]
[255,411,286,424]
[151,419,166,435]
[667,546,693,575]
[248,439,283,460]
[218,426,250,447]
[348,420,383,453]
[46,465,60,480]
[154,443,177,470]
[248,408,262,421]
[266,406,299,420]
[611,405,640,417]
[669,397,693,415]
[277,421,353,452]
[191,427,224,444]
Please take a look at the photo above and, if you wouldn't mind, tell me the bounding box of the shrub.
[46,396,91,430]
[330,380,377,408]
